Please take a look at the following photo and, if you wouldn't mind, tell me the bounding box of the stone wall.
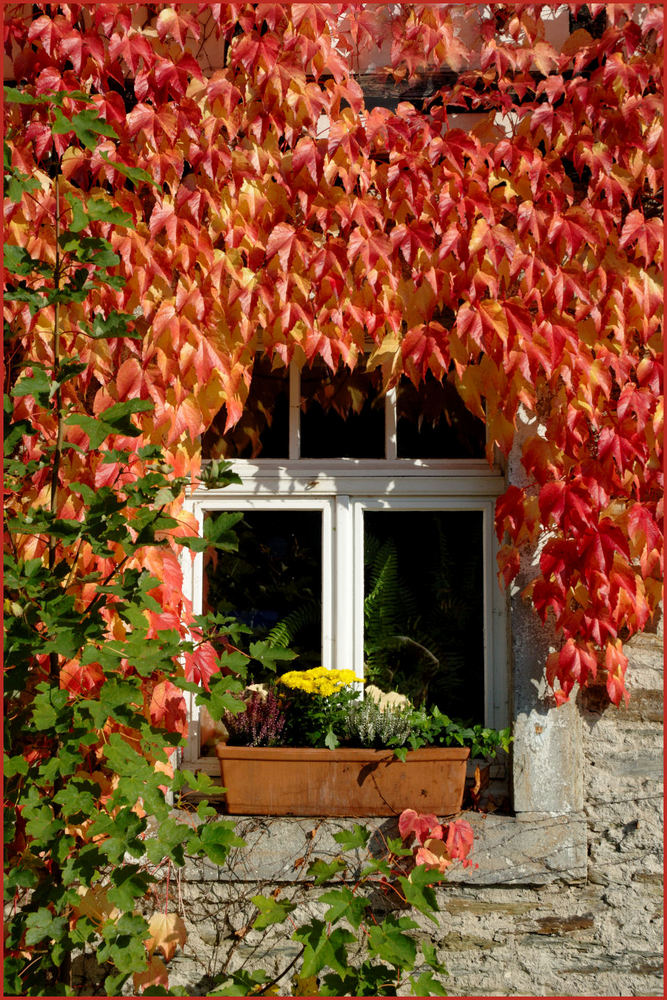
[161,628,662,997]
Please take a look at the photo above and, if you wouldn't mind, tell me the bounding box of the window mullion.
[385,386,397,459]
[289,361,300,460]
[182,498,203,765]
[353,502,365,683]
[333,495,354,672]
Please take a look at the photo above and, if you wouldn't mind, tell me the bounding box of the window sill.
[174,805,587,888]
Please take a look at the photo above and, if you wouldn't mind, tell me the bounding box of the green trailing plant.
[208,813,475,997]
[402,707,513,761]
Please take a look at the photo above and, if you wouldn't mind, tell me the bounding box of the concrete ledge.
[177,810,587,887]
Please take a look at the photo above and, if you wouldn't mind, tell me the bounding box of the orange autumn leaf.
[145,912,187,962]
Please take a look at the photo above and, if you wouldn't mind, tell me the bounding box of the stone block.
[444,812,587,886]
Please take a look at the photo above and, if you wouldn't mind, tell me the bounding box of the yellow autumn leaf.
[145,912,187,962]
[71,885,120,926]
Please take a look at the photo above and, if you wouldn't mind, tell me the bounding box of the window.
[182,358,508,769]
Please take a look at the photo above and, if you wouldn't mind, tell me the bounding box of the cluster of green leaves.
[4,395,251,995]
[396,707,512,761]
[3,88,251,996]
[279,685,361,750]
[209,825,450,997]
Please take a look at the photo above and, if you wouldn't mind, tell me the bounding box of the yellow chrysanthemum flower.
[277,667,364,697]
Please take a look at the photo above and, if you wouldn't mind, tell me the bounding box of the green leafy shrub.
[209,813,475,996]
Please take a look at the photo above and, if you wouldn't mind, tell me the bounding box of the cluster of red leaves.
[4,3,663,712]
[398,808,476,873]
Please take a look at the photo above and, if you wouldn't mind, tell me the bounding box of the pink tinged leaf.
[398,809,440,845]
[620,210,647,248]
[184,641,220,691]
[444,819,474,861]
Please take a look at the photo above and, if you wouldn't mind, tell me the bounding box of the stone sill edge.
[175,810,589,888]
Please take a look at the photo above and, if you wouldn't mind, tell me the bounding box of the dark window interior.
[364,509,484,723]
[202,354,289,459]
[204,510,322,677]
[300,358,385,459]
[397,372,486,459]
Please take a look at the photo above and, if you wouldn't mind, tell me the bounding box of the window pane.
[396,373,486,459]
[202,354,289,459]
[364,510,484,722]
[300,359,385,458]
[204,510,322,675]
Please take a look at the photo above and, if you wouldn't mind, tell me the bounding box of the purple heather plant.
[223,689,288,747]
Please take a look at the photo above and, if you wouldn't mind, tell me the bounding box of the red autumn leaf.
[149,681,188,736]
[231,31,280,75]
[60,659,104,698]
[183,640,220,691]
[497,545,521,587]
[401,323,449,377]
[627,504,663,577]
[109,31,156,75]
[116,358,143,400]
[347,228,392,271]
[444,819,475,863]
[266,223,298,270]
[547,639,598,693]
[604,640,629,706]
[155,7,201,47]
[398,809,442,846]
[619,210,663,262]
[547,210,601,257]
[291,137,322,184]
[150,199,178,243]
[26,14,68,56]
[59,30,106,74]
[390,222,434,265]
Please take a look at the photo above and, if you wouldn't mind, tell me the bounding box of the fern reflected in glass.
[364,511,485,723]
[204,511,322,680]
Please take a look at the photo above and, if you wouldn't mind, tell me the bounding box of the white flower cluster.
[343,689,413,748]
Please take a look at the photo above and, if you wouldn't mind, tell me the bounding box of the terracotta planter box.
[214,745,470,816]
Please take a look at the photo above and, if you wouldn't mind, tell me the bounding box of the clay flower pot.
[214,744,470,816]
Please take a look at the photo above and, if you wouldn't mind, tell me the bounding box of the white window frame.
[181,365,509,768]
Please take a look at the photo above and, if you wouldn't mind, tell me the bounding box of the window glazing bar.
[385,386,397,460]
[289,361,300,460]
